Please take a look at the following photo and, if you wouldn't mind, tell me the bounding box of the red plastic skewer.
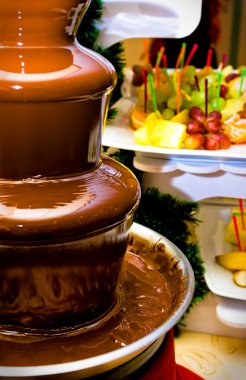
[232,215,242,251]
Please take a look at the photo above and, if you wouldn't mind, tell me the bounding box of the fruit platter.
[103,45,246,159]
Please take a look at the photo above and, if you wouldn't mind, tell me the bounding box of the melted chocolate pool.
[0,239,185,367]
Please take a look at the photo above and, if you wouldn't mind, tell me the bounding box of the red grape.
[186,120,206,134]
[225,73,240,83]
[220,84,228,99]
[204,135,220,150]
[189,106,206,123]
[208,110,222,120]
[204,118,222,132]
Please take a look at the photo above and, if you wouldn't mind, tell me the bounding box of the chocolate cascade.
[0,0,140,333]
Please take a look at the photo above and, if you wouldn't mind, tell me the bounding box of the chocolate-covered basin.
[0,156,140,330]
[0,223,195,378]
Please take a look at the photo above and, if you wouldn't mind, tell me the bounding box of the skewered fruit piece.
[215,252,246,270]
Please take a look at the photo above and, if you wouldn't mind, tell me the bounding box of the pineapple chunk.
[134,127,150,145]
[150,120,186,149]
[171,109,190,124]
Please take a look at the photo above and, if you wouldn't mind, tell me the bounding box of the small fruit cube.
[134,127,150,145]
[150,120,186,149]
[171,109,190,124]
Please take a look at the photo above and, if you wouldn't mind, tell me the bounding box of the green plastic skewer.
[238,67,246,97]
[147,73,158,117]
[216,71,223,110]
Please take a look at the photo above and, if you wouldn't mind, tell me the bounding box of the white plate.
[103,98,246,160]
[197,203,246,301]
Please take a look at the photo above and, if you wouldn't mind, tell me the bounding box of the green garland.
[77,0,209,318]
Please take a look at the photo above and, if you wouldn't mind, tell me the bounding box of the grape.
[208,110,222,120]
[190,90,205,106]
[225,73,240,83]
[204,136,220,150]
[183,65,196,79]
[181,83,192,95]
[220,84,229,98]
[182,98,192,110]
[208,86,217,101]
[189,106,206,122]
[184,133,206,149]
[167,96,183,110]
[186,120,205,134]
[205,133,231,150]
[204,118,222,132]
[210,97,226,111]
[155,89,168,107]
[162,108,175,120]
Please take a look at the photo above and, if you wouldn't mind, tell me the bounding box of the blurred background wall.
[122,0,245,68]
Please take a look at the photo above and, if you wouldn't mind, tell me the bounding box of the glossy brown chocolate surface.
[0,155,140,328]
[0,250,185,366]
[0,1,117,178]
[0,1,141,335]
[0,156,140,241]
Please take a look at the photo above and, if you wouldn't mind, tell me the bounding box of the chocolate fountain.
[0,1,194,378]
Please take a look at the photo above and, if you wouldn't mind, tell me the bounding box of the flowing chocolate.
[0,1,141,332]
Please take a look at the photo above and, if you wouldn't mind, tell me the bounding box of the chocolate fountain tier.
[0,156,141,330]
[0,0,117,179]
[0,156,140,241]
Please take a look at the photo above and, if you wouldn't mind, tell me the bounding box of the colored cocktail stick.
[206,48,213,74]
[175,43,186,69]
[232,215,242,251]
[162,54,167,69]
[155,46,165,68]
[162,67,174,92]
[238,67,245,97]
[194,75,200,91]
[204,78,208,117]
[176,71,181,114]
[183,43,198,68]
[147,73,158,117]
[143,38,150,66]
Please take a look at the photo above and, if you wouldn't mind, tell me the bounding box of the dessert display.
[129,45,246,150]
[0,0,193,375]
